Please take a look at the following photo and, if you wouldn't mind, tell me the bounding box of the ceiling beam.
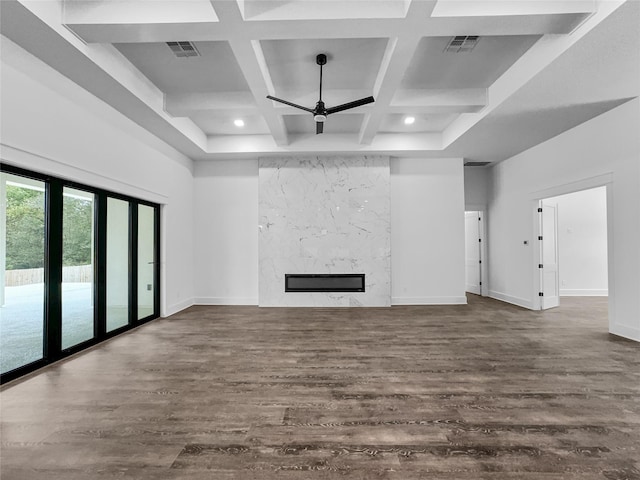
[358,37,415,144]
[431,0,595,18]
[239,0,410,21]
[165,92,256,116]
[63,0,592,45]
[206,132,443,158]
[358,1,442,144]
[391,89,487,113]
[165,88,486,116]
[442,0,627,150]
[3,0,209,155]
[210,0,288,146]
[67,15,590,45]
[63,0,219,24]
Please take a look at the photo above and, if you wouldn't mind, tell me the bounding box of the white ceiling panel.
[115,41,250,94]
[262,38,388,95]
[402,35,541,89]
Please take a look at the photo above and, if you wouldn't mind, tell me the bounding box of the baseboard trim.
[560,289,608,296]
[392,296,467,306]
[164,298,195,317]
[488,291,534,310]
[195,297,258,306]
[609,323,640,342]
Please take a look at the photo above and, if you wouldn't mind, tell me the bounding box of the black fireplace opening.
[285,274,365,293]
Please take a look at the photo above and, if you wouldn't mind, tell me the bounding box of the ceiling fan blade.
[266,95,314,113]
[316,121,324,134]
[326,96,374,115]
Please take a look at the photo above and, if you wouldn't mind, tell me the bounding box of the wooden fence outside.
[5,265,93,286]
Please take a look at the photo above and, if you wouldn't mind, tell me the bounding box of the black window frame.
[0,163,161,384]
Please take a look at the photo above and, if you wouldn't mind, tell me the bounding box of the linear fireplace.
[285,274,365,293]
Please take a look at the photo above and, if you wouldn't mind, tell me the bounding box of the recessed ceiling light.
[404,116,415,125]
[234,119,245,127]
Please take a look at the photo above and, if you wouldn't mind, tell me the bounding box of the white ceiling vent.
[167,41,200,58]
[445,36,480,53]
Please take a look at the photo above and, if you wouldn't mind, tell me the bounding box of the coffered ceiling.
[1,0,638,162]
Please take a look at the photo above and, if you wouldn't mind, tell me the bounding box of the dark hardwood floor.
[1,295,639,479]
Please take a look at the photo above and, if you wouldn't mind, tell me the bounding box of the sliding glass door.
[61,187,96,350]
[137,204,157,321]
[106,198,130,332]
[0,172,46,374]
[0,165,161,383]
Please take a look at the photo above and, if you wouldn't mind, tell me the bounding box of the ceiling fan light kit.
[267,53,375,135]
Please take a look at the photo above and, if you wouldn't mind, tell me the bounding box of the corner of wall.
[163,298,196,318]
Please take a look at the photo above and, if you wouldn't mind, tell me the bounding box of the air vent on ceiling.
[464,161,491,167]
[444,36,480,53]
[167,41,200,58]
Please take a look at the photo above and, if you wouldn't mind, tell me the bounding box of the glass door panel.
[137,204,156,320]
[61,187,95,349]
[0,173,46,374]
[106,198,129,332]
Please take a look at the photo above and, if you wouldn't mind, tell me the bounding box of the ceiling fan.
[266,53,375,134]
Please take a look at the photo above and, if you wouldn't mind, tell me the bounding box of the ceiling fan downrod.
[314,54,327,125]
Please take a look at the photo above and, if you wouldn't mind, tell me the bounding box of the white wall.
[464,166,489,210]
[487,99,640,341]
[194,156,467,306]
[390,157,466,305]
[548,187,608,296]
[0,37,195,317]
[193,159,259,305]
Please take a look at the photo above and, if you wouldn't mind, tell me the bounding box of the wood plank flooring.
[1,295,639,479]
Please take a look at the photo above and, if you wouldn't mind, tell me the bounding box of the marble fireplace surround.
[258,156,391,307]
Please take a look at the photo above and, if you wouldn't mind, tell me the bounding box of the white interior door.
[540,200,560,309]
[464,211,481,295]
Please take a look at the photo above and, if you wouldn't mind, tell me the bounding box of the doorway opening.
[536,186,609,321]
[464,210,486,297]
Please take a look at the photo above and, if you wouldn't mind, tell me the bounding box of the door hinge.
[538,235,543,240]
[478,217,481,221]
[538,207,543,213]
[479,260,482,264]
[479,282,482,285]
[538,264,543,268]
[539,292,544,296]
[478,238,482,242]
